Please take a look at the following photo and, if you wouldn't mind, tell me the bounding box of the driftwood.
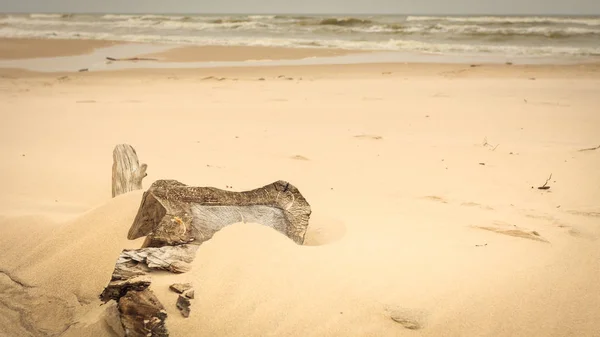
[128,180,311,247]
[118,289,168,337]
[101,178,311,336]
[107,57,159,62]
[169,283,192,294]
[112,144,147,197]
[176,295,191,318]
[100,245,198,303]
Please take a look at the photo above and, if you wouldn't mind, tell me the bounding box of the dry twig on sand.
[537,173,552,190]
[578,145,600,152]
[482,137,499,151]
[106,57,158,62]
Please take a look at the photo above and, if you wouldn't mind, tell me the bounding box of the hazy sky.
[1,0,599,15]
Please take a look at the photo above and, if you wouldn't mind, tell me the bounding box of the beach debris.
[169,283,192,294]
[482,137,499,151]
[291,155,310,161]
[176,295,191,318]
[537,173,552,190]
[112,144,147,198]
[470,64,481,67]
[118,289,169,337]
[78,68,89,72]
[506,61,513,65]
[101,175,311,334]
[57,75,69,81]
[479,162,486,166]
[354,134,383,140]
[201,76,226,81]
[128,179,311,247]
[106,56,158,62]
[578,145,600,152]
[258,78,265,81]
[382,71,392,75]
[100,276,151,303]
[475,243,488,247]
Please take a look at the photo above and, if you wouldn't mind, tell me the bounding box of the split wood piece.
[99,245,198,303]
[118,289,169,337]
[169,283,192,294]
[117,244,198,274]
[176,295,191,318]
[128,180,311,247]
[100,276,151,303]
[112,144,147,197]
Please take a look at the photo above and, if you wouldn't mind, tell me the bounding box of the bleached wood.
[112,144,147,198]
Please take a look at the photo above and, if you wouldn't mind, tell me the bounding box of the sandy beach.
[0,38,599,337]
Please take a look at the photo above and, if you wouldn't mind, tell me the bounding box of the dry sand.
[0,40,599,337]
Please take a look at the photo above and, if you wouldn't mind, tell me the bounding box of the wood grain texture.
[112,144,147,198]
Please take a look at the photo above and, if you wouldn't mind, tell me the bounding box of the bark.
[118,289,168,337]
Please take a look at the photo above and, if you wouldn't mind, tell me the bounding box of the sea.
[1,13,600,59]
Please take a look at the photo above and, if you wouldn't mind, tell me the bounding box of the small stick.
[537,173,552,190]
[578,145,600,152]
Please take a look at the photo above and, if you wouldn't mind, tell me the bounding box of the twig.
[537,173,552,190]
[106,57,158,62]
[482,137,500,151]
[578,145,600,152]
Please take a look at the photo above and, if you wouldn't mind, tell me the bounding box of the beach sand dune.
[0,52,599,336]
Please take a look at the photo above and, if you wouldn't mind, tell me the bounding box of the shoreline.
[0,38,599,74]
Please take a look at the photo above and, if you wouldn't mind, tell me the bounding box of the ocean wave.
[29,13,71,19]
[2,27,599,57]
[319,17,373,26]
[0,16,278,31]
[406,16,600,26]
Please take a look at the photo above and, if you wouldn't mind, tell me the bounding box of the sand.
[0,39,599,337]
[0,39,122,60]
[139,46,371,62]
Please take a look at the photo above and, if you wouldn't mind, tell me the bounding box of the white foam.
[406,16,600,26]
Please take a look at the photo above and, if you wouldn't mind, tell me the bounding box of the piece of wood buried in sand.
[118,289,169,337]
[106,57,159,62]
[112,144,147,197]
[578,145,600,152]
[537,173,552,190]
[128,179,311,247]
[169,283,193,294]
[176,295,191,318]
[99,245,198,303]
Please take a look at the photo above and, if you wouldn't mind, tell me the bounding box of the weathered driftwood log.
[112,144,147,198]
[118,289,168,337]
[128,180,311,247]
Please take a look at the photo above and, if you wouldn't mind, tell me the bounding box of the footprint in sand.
[461,202,494,210]
[386,307,427,330]
[422,195,448,203]
[290,155,309,161]
[473,221,549,243]
[566,210,600,218]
